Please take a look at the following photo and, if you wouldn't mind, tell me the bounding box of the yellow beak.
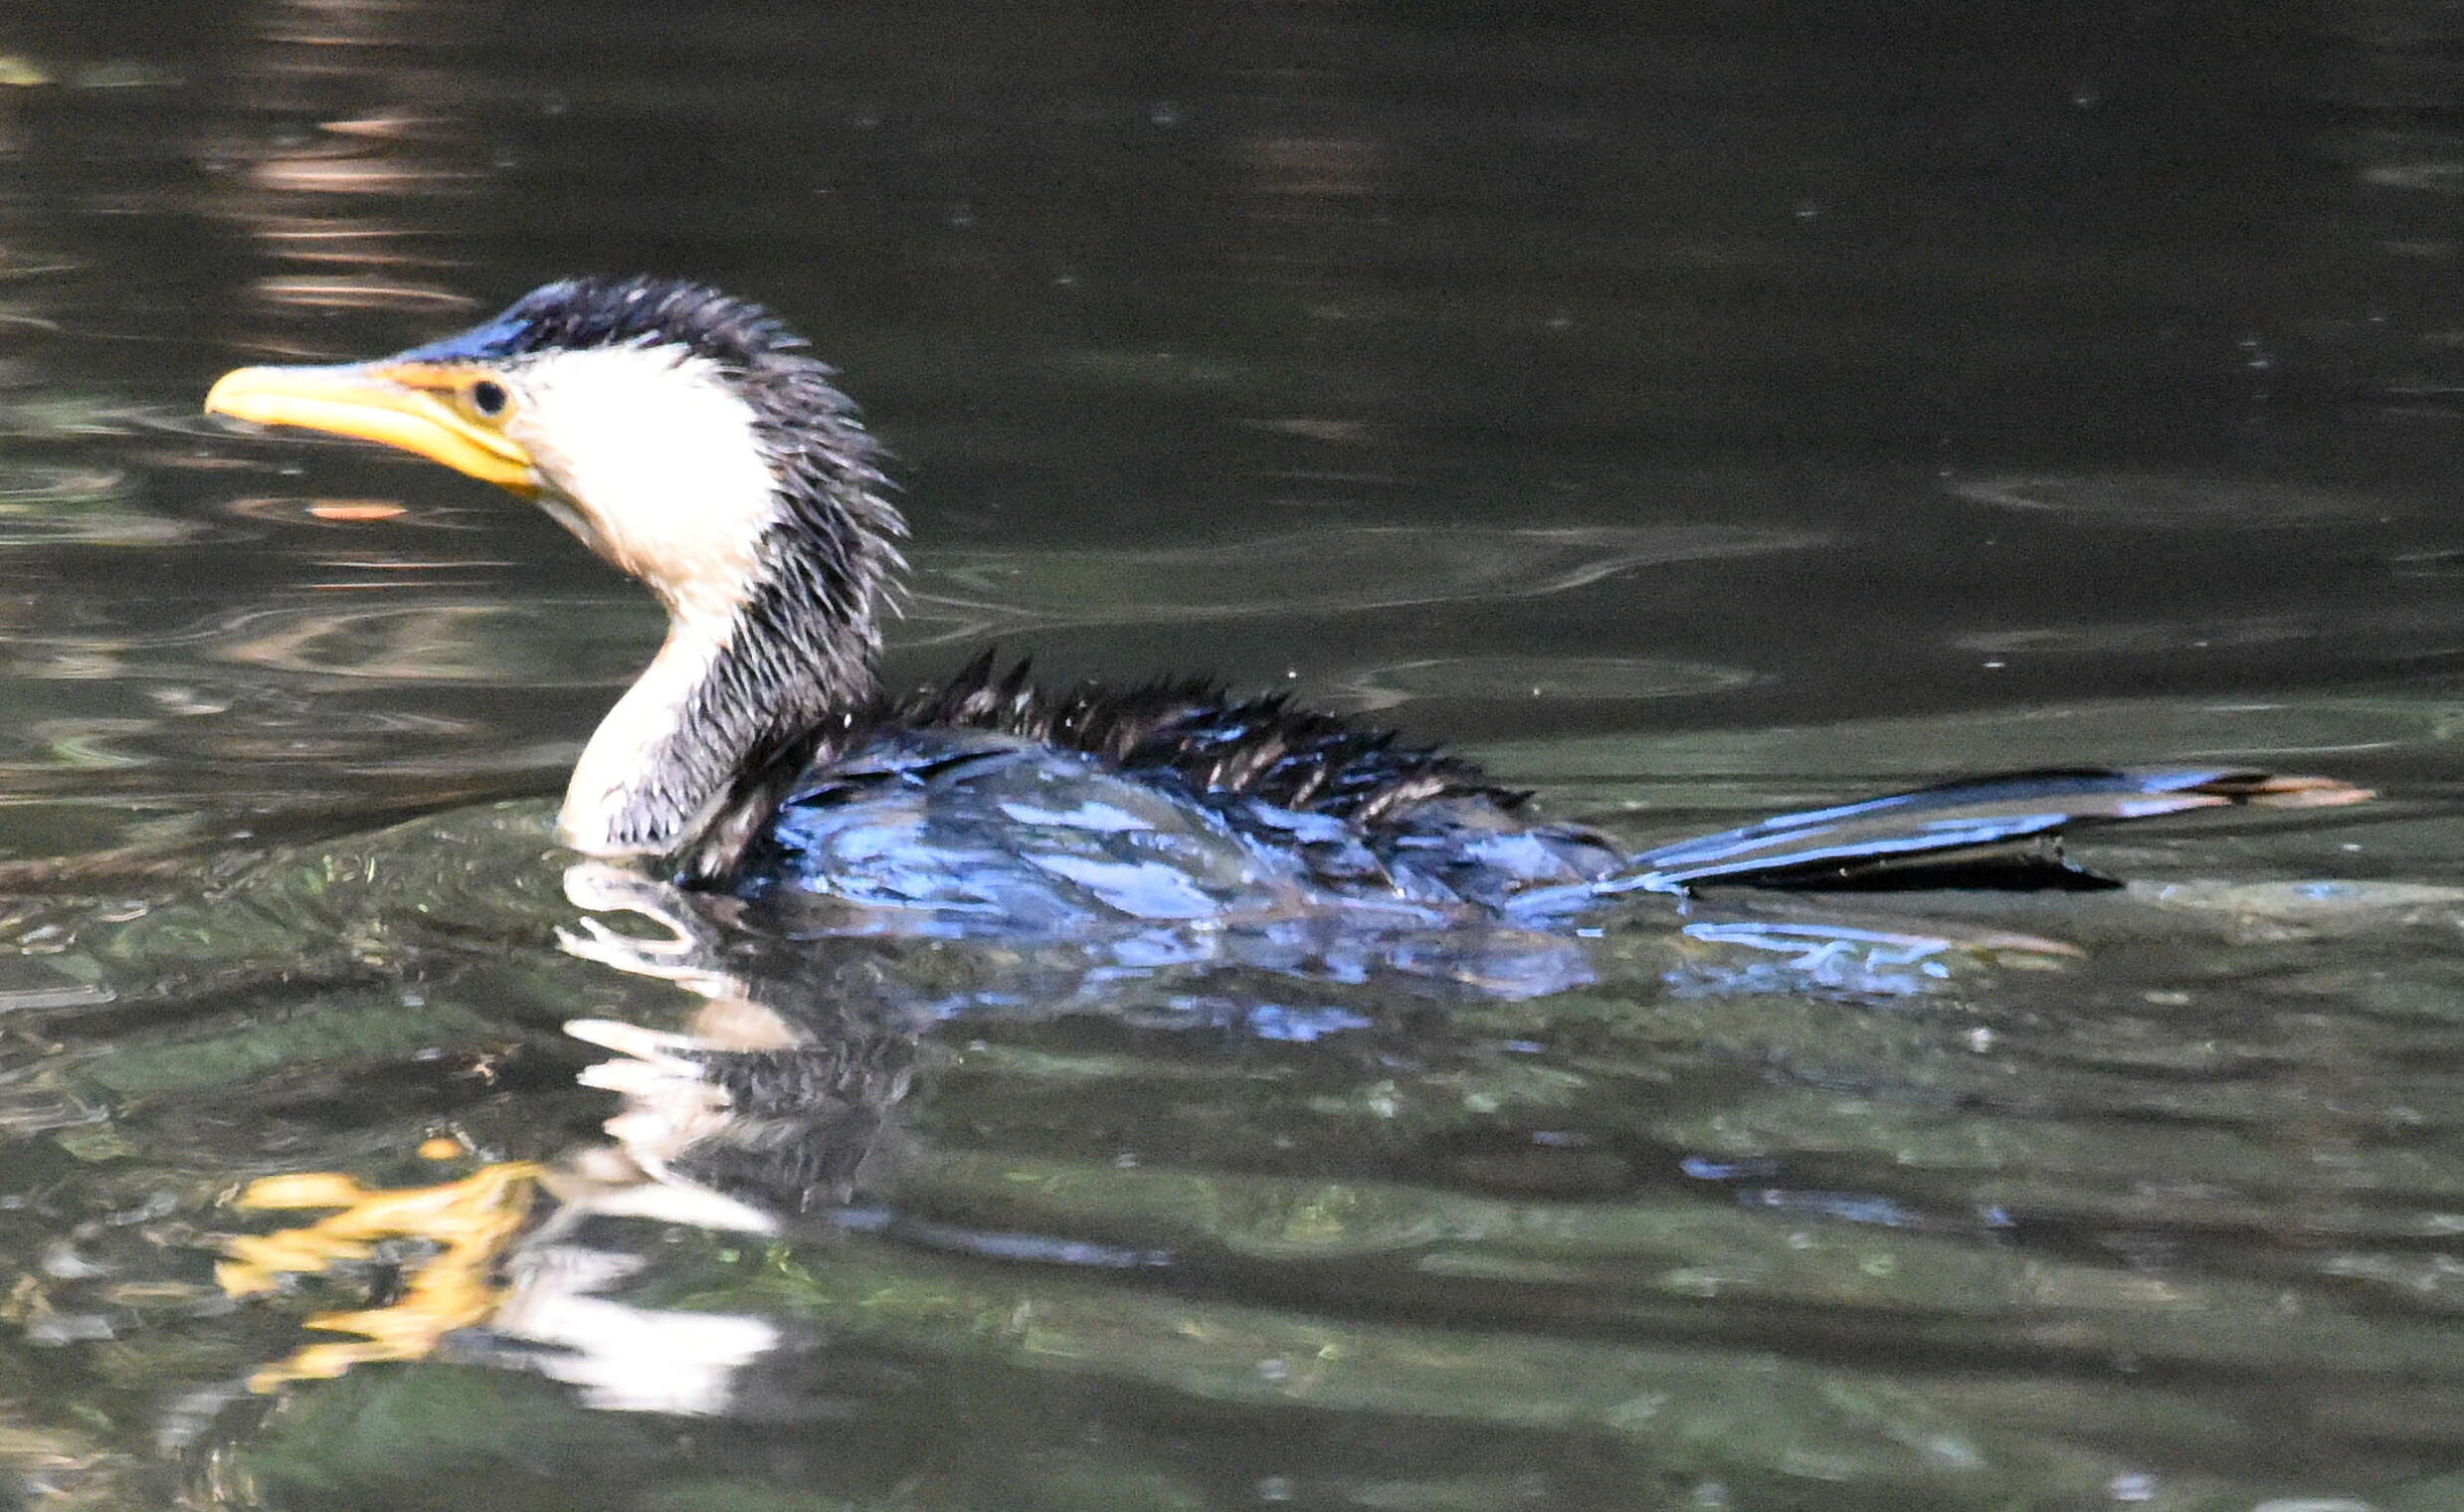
[204,362,540,495]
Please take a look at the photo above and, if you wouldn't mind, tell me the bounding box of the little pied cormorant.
[202,276,2368,918]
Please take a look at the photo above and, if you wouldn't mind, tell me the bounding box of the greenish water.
[2,2,2464,1508]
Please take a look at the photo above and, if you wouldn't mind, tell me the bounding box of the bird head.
[206,275,905,630]
[206,277,909,868]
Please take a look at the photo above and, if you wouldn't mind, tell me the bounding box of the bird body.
[749,670,1624,932]
[203,277,2368,922]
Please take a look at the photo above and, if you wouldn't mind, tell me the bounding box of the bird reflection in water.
[216,857,928,1413]
[214,853,2099,1412]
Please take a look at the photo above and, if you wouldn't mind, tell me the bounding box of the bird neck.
[559,551,883,866]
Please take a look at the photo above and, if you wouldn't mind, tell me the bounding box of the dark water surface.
[3,2,2464,1508]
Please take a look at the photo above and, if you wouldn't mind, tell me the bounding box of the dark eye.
[469,380,509,417]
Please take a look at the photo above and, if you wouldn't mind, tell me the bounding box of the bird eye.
[468,380,509,418]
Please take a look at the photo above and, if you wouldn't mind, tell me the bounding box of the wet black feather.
[870,652,1527,827]
[440,275,830,375]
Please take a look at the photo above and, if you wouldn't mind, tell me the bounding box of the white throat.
[509,344,781,627]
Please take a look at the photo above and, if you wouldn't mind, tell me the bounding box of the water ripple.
[1325,656,1761,713]
[1948,472,2389,528]
[912,523,1833,632]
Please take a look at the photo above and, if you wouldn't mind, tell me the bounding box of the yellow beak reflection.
[205,362,539,495]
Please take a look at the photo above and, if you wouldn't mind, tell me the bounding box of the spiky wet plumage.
[881,651,1524,826]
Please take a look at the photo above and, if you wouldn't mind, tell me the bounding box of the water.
[3,1,2464,1507]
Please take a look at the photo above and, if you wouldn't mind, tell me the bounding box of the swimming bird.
[203,276,2368,925]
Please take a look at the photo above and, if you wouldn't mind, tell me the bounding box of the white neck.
[559,616,741,857]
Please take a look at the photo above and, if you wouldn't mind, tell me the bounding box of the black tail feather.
[1636,768,2373,892]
